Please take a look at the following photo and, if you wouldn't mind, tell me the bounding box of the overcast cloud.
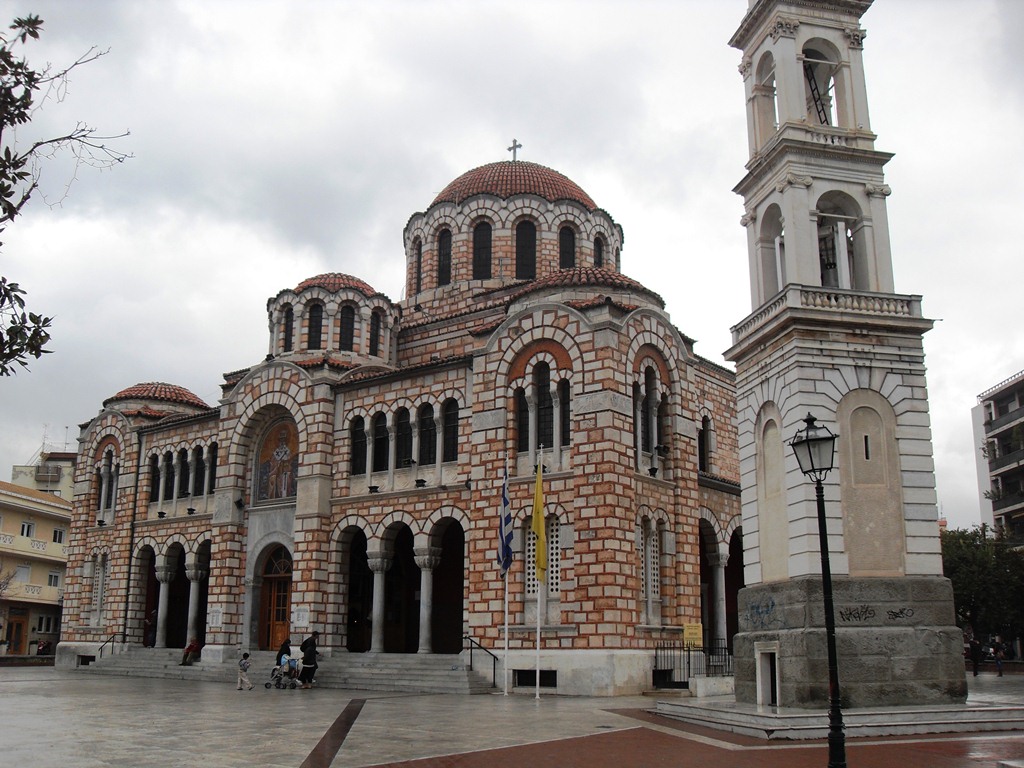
[1,0,1020,531]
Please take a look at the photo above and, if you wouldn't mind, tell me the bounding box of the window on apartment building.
[36,615,54,633]
[15,564,30,582]
[47,572,60,588]
[20,521,35,538]
[52,528,65,544]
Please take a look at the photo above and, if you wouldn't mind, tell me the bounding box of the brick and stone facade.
[56,160,741,695]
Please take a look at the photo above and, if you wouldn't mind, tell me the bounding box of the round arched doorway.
[259,546,292,650]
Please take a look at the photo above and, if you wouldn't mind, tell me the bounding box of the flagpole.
[503,454,509,696]
[535,445,544,701]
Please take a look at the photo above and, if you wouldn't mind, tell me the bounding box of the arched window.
[338,305,355,352]
[437,229,452,286]
[515,220,536,280]
[177,448,190,497]
[594,237,604,268]
[698,415,712,472]
[206,442,218,494]
[535,362,553,450]
[193,447,206,496]
[162,452,174,501]
[369,311,382,356]
[559,226,575,269]
[282,305,294,353]
[371,413,388,472]
[558,379,571,447]
[633,366,663,472]
[441,399,459,462]
[639,517,662,626]
[516,388,530,451]
[473,222,492,279]
[418,404,436,465]
[307,303,323,350]
[526,514,560,598]
[350,417,367,475]
[395,408,412,468]
[414,238,423,294]
[148,454,160,502]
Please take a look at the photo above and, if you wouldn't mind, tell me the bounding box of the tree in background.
[942,525,1024,646]
[0,15,129,375]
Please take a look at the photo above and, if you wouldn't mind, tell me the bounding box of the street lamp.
[790,412,846,768]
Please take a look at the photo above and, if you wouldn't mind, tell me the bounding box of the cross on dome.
[507,138,522,161]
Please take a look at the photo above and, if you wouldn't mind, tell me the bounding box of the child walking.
[237,652,254,690]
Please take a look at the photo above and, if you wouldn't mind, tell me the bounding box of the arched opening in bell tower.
[802,40,844,127]
[815,191,865,290]
[754,52,778,148]
[758,204,785,298]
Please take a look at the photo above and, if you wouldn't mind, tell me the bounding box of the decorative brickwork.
[58,160,740,695]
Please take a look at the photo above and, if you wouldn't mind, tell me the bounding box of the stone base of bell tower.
[733,576,967,709]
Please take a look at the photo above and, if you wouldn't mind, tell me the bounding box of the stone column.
[633,392,643,469]
[158,457,168,506]
[414,548,441,654]
[708,551,728,646]
[98,464,110,514]
[172,453,182,514]
[185,564,208,643]
[551,385,562,470]
[154,565,175,649]
[367,553,392,653]
[385,418,396,488]
[187,451,198,497]
[433,415,444,484]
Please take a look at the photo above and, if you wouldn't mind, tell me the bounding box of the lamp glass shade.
[791,413,837,478]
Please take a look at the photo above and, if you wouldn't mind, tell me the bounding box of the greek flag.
[497,463,514,577]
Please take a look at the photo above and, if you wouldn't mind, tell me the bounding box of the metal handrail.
[97,634,119,659]
[463,634,498,688]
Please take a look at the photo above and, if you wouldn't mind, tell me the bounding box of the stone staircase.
[74,646,496,694]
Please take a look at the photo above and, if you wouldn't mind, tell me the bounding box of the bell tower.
[726,0,966,708]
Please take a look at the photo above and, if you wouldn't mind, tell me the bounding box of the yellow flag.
[531,460,547,583]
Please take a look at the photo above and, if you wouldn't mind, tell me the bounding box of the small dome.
[431,161,597,210]
[294,273,378,297]
[103,382,209,409]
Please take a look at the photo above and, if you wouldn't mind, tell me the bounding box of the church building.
[56,159,743,695]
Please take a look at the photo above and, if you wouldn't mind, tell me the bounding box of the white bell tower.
[726,0,966,709]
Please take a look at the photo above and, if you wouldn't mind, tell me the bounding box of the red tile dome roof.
[103,382,209,409]
[294,273,378,297]
[511,267,664,308]
[431,161,597,210]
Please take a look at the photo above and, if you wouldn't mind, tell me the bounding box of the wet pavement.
[3,666,1023,767]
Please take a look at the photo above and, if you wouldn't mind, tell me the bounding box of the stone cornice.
[730,0,873,51]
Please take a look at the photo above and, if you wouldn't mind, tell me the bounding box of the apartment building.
[972,369,1024,540]
[0,480,72,655]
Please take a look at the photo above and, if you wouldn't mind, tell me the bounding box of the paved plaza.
[3,666,1023,768]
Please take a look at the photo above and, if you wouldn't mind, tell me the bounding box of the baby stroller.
[265,654,300,689]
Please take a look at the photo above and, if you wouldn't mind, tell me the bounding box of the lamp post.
[790,412,846,768]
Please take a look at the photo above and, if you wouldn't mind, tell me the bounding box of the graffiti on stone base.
[886,607,915,621]
[743,597,780,630]
[838,604,876,622]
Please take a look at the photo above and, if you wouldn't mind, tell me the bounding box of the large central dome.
[430,161,597,210]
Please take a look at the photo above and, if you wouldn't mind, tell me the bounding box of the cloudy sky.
[1,0,1021,531]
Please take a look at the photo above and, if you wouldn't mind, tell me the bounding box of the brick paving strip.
[300,698,366,768]
[358,708,1024,768]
